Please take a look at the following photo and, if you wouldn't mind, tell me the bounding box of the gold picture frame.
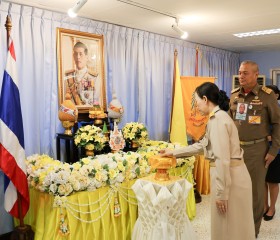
[57,28,106,113]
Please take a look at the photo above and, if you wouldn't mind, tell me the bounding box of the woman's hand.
[216,200,228,214]
[159,149,174,157]
[265,153,275,168]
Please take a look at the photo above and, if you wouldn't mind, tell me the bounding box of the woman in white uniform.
[161,82,255,240]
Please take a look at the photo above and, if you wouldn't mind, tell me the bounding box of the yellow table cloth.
[20,164,195,240]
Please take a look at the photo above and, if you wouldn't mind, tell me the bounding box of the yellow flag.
[169,55,187,146]
[181,76,215,141]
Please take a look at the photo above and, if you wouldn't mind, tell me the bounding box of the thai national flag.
[0,39,29,218]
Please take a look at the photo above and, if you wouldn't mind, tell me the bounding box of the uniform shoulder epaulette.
[88,70,98,77]
[65,69,75,75]
[261,86,272,94]
[231,87,240,94]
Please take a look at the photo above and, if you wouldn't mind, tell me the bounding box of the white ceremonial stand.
[131,174,197,240]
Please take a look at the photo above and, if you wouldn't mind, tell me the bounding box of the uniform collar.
[209,106,220,118]
[76,67,87,75]
[239,84,260,96]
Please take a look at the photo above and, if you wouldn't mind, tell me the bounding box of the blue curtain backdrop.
[0,1,240,158]
[0,2,239,234]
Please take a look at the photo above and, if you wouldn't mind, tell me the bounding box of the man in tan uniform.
[229,60,280,237]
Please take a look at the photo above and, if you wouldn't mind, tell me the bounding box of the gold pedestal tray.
[149,155,177,181]
[61,121,75,135]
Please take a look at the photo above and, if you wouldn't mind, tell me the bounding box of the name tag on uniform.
[248,115,261,124]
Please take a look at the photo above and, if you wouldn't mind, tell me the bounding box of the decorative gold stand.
[62,121,75,135]
[131,140,139,149]
[85,149,94,156]
[149,155,177,181]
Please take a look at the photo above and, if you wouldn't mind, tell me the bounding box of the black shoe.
[194,189,202,203]
[263,211,275,221]
[263,208,269,217]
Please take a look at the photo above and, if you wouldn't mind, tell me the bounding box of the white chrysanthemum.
[87,181,97,191]
[54,171,70,185]
[49,183,58,194]
[115,173,125,183]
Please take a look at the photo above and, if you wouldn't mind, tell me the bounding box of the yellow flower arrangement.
[74,125,107,151]
[122,122,148,143]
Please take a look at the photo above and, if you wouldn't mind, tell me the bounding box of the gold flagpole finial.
[5,15,12,36]
[5,15,12,49]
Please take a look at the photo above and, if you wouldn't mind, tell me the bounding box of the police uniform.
[64,67,98,106]
[229,84,280,236]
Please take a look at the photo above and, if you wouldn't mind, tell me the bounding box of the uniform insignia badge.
[248,116,261,124]
[262,86,272,94]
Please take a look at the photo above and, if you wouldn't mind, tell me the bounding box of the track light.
[68,0,88,18]
[172,19,188,39]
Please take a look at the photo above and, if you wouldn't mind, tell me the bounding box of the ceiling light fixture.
[117,0,189,39]
[233,28,280,38]
[172,19,188,39]
[68,0,88,18]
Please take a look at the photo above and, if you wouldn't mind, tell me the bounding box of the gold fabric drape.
[193,155,210,195]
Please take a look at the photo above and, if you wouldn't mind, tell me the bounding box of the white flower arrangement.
[74,125,107,151]
[122,122,148,143]
[25,141,195,197]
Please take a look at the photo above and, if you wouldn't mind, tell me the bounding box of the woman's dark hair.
[195,82,229,111]
[266,85,280,100]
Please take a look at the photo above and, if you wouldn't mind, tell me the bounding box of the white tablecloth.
[132,175,197,240]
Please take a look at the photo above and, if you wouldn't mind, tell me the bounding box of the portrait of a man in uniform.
[65,42,99,106]
[236,102,247,120]
[57,28,106,113]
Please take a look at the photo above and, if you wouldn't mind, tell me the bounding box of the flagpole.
[195,46,199,77]
[193,45,203,203]
[5,13,26,228]
[169,50,177,141]
[5,14,34,240]
[5,12,24,227]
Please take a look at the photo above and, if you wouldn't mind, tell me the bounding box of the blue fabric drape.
[0,1,240,158]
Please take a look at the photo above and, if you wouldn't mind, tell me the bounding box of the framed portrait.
[57,28,106,113]
[271,68,280,88]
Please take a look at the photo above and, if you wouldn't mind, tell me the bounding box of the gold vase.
[85,149,94,156]
[131,140,139,149]
[94,118,103,125]
[62,121,75,135]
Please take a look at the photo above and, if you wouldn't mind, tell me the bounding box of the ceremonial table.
[20,164,195,240]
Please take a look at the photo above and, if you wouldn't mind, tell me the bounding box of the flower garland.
[26,141,194,197]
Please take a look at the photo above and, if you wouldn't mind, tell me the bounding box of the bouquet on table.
[74,125,107,151]
[122,122,148,145]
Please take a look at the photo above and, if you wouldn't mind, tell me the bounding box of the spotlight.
[172,18,188,39]
[172,24,188,39]
[68,0,88,18]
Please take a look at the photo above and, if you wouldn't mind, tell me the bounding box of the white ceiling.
[6,0,280,53]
